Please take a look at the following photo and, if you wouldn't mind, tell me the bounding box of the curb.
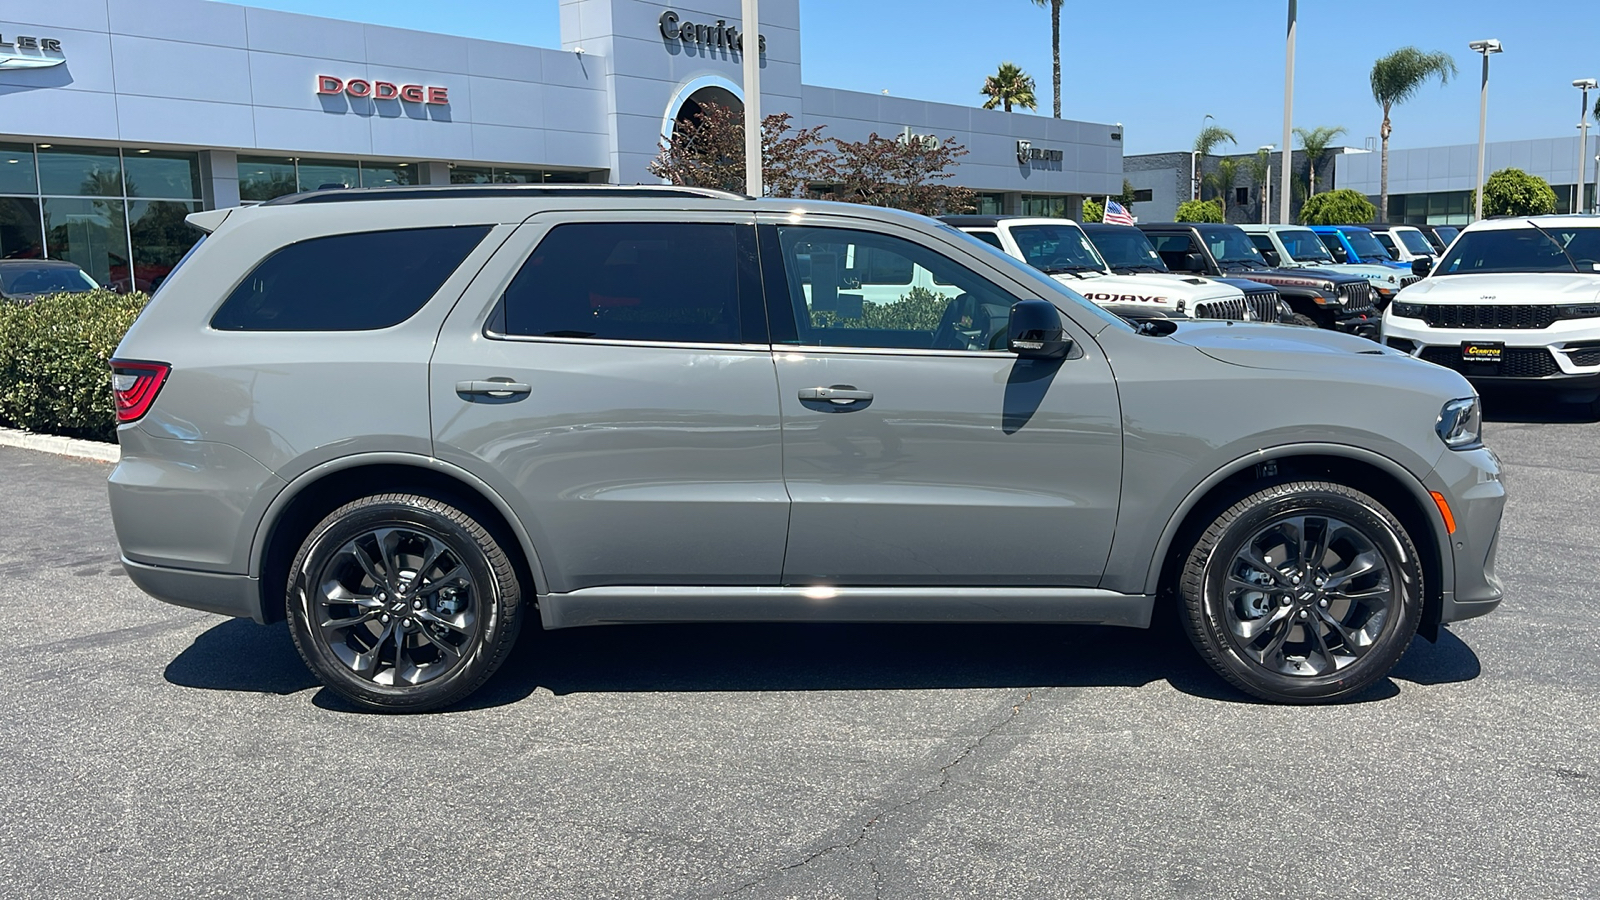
[0,426,120,463]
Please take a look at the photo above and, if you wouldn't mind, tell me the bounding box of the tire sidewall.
[1192,486,1423,702]
[287,497,508,710]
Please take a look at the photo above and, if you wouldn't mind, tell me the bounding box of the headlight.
[1391,300,1425,318]
[1436,397,1483,450]
[1554,303,1600,320]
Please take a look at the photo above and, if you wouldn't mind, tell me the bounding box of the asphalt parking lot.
[3,392,1598,899]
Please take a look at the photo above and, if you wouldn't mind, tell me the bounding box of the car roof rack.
[262,183,749,206]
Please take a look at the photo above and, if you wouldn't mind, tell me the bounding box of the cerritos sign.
[658,10,766,54]
[317,76,449,106]
[0,34,66,69]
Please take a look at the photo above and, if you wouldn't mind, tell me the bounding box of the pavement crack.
[718,688,1043,898]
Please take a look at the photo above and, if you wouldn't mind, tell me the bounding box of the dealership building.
[0,0,1123,289]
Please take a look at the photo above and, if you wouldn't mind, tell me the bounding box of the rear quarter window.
[210,225,491,331]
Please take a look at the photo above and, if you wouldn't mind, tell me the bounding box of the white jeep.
[1242,224,1416,309]
[1382,215,1600,391]
[942,216,1263,321]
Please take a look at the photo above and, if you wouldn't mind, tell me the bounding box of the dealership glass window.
[297,159,361,192]
[450,164,594,185]
[0,142,38,195]
[543,170,591,184]
[37,145,123,196]
[1019,194,1066,217]
[360,163,418,188]
[0,197,44,261]
[42,196,131,288]
[128,201,203,291]
[121,151,202,200]
[238,156,299,202]
[975,193,1006,215]
[450,166,494,184]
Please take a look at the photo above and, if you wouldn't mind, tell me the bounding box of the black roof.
[1080,222,1139,232]
[1135,222,1241,233]
[262,183,746,206]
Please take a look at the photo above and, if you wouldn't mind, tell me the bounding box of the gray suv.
[109,185,1505,711]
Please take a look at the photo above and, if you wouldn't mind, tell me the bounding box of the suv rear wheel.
[1178,481,1423,703]
[286,493,524,712]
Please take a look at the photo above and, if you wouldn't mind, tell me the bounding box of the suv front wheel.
[1179,481,1423,703]
[286,493,525,712]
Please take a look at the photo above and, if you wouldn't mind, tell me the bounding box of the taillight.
[109,360,170,424]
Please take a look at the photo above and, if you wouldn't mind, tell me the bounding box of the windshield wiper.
[1525,220,1582,273]
[1119,264,1164,272]
[1040,264,1102,277]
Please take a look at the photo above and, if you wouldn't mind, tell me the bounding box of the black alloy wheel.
[1179,481,1423,703]
[287,493,524,712]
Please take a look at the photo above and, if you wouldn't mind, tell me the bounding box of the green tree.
[1081,198,1105,223]
[1293,124,1348,196]
[1205,157,1240,219]
[1028,0,1062,117]
[1475,167,1558,217]
[1299,188,1377,225]
[1115,178,1137,209]
[1176,199,1223,223]
[1193,123,1236,202]
[980,62,1037,113]
[1243,149,1273,220]
[1371,47,1457,222]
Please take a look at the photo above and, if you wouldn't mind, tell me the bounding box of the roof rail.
[261,183,749,206]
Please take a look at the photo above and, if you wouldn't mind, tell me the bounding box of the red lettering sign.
[401,84,425,103]
[345,79,372,97]
[316,76,450,106]
[374,81,399,100]
[426,86,448,105]
[316,75,343,94]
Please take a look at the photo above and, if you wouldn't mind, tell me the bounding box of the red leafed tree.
[648,103,832,198]
[823,133,976,217]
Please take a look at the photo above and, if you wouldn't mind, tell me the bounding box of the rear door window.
[492,222,751,344]
[211,226,491,331]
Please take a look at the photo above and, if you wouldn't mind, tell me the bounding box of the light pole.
[1260,145,1274,223]
[1279,0,1295,226]
[742,0,762,197]
[1469,39,1502,221]
[1576,79,1597,214]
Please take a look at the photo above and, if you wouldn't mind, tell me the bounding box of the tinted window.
[0,264,97,295]
[1088,228,1167,271]
[776,225,1016,351]
[1278,229,1334,262]
[211,226,490,331]
[1008,224,1105,274]
[1437,226,1600,275]
[1373,232,1400,258]
[497,223,743,344]
[1340,228,1391,261]
[970,231,1004,250]
[1397,229,1434,255]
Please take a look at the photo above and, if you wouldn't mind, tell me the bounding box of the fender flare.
[1142,442,1452,598]
[248,452,550,597]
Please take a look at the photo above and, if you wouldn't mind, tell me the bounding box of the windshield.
[1278,229,1335,263]
[1373,233,1400,258]
[0,264,98,295]
[1088,228,1170,271]
[1008,224,1108,274]
[1436,225,1600,275]
[934,223,1131,332]
[1435,226,1460,245]
[1397,229,1435,255]
[1204,228,1268,265]
[1341,228,1392,262]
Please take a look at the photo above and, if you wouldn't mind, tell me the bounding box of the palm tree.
[1206,157,1240,220]
[1243,148,1273,222]
[1028,0,1062,117]
[981,63,1038,113]
[1293,125,1348,196]
[1371,47,1457,222]
[1193,123,1236,202]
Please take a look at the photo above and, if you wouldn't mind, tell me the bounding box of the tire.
[1177,481,1423,703]
[286,493,524,712]
[1287,313,1319,328]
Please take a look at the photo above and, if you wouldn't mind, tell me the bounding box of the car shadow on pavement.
[1481,388,1600,424]
[161,615,1483,712]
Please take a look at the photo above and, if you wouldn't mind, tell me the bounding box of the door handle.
[455,380,532,397]
[799,386,873,405]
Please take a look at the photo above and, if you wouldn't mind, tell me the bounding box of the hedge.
[0,289,149,442]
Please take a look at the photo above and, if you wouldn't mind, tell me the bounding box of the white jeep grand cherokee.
[1383,216,1600,390]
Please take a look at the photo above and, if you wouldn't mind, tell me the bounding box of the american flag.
[1103,200,1135,226]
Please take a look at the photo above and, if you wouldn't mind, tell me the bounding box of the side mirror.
[1181,252,1207,272]
[1411,257,1433,277]
[1007,299,1071,359]
[1261,249,1281,267]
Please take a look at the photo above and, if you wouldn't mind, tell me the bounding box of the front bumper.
[1384,315,1600,386]
[1331,309,1380,339]
[1428,446,1506,626]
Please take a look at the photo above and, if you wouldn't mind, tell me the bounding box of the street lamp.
[1576,79,1597,214]
[1469,39,1502,221]
[1280,0,1296,226]
[1260,145,1274,223]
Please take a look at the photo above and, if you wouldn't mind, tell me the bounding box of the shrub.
[1299,189,1376,225]
[1080,199,1105,223]
[1476,167,1558,217]
[1175,199,1223,223]
[0,289,149,441]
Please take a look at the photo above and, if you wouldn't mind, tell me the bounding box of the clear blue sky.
[231,0,1586,156]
